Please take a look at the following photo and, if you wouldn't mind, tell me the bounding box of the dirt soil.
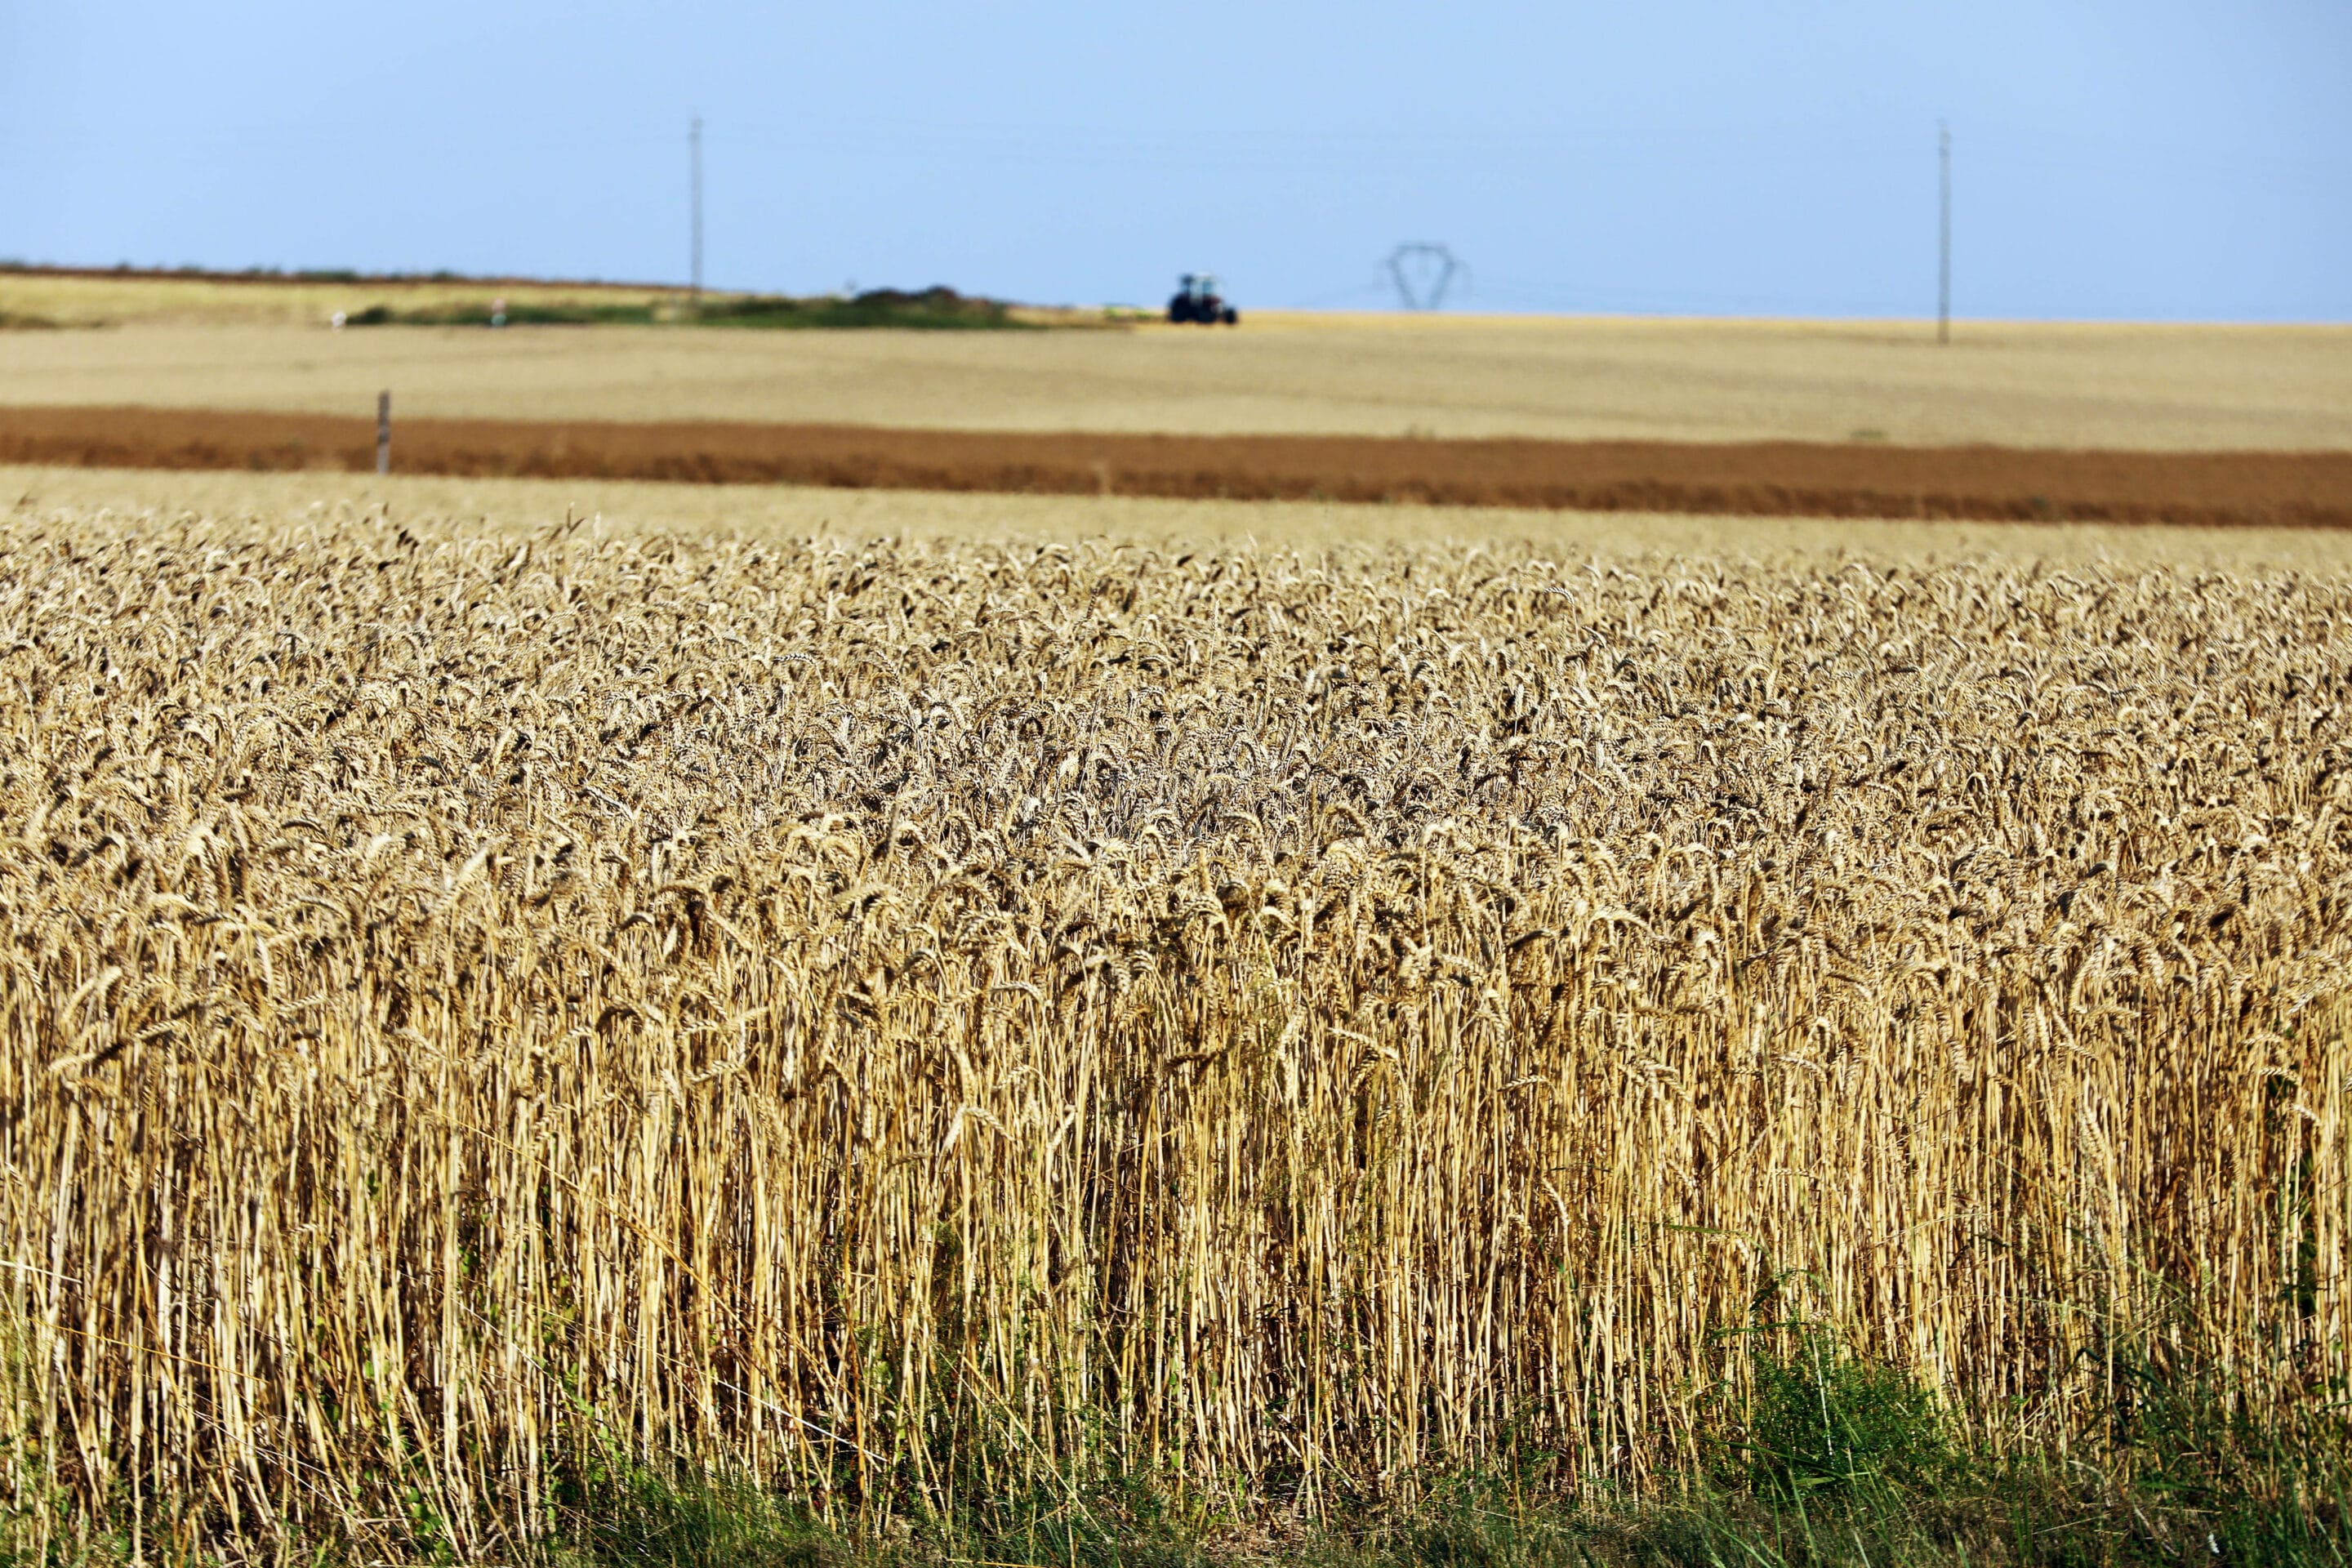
[3,404,2347,528]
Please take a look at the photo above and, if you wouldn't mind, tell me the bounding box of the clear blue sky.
[3,2,2346,320]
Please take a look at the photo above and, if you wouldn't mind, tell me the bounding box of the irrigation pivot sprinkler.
[1385,243,1464,311]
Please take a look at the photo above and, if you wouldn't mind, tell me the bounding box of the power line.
[1467,273,1926,317]
[1387,243,1465,310]
[1938,120,1951,345]
[689,114,704,307]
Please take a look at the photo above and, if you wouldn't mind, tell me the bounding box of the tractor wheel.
[1221,306,1239,325]
[1167,296,1194,324]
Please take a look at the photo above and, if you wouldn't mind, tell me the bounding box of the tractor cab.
[1166,273,1239,325]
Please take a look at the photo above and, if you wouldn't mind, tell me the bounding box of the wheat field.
[2,474,2347,1560]
[4,314,2349,450]
[0,272,702,331]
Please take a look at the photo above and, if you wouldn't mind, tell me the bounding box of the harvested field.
[0,268,1102,332]
[2,317,2346,449]
[3,403,2350,527]
[0,269,697,330]
[2,482,2347,1561]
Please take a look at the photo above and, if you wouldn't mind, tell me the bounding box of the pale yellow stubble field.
[2,311,2347,449]
[0,270,706,328]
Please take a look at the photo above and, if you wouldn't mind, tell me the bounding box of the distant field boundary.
[0,261,684,292]
[4,404,2348,528]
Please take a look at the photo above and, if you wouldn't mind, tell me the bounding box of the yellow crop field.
[0,270,702,329]
[21,461,2352,567]
[2,313,2348,450]
[2,469,2346,1562]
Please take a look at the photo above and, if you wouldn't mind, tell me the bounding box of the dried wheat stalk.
[0,509,2344,1557]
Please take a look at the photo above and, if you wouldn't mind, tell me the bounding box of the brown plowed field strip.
[4,403,2347,528]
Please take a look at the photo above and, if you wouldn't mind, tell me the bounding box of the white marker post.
[376,391,391,476]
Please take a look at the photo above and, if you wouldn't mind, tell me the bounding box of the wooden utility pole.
[376,391,390,475]
[689,115,704,312]
[1938,121,1952,345]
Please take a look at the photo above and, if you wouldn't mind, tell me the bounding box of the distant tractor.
[1167,274,1239,325]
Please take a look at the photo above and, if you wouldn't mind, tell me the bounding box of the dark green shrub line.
[341,286,1038,331]
[697,287,1032,329]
